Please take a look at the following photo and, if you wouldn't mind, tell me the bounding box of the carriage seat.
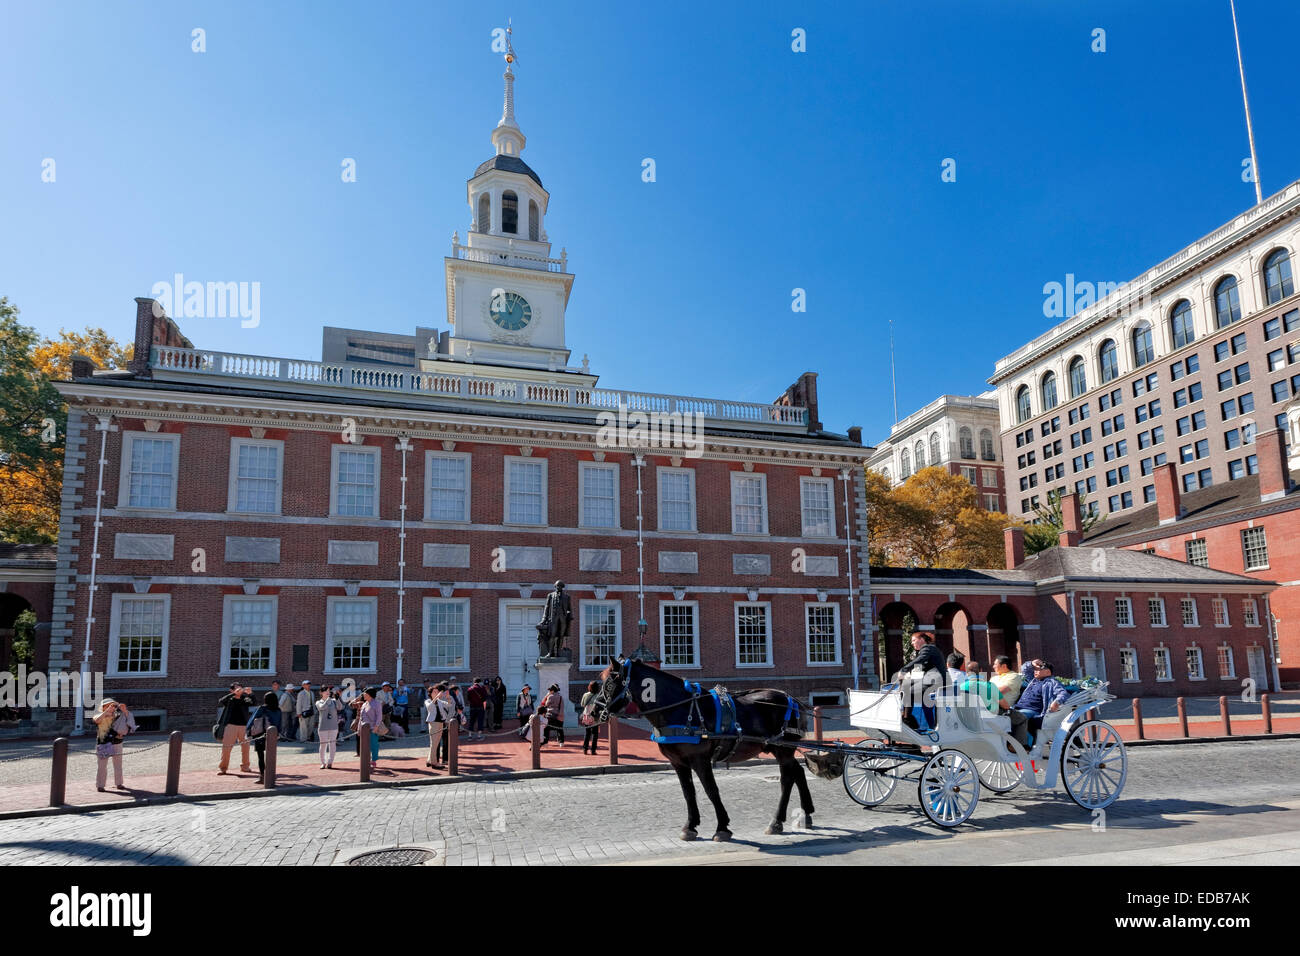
[978,709,1012,734]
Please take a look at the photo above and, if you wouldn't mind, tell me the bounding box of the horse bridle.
[590,663,632,723]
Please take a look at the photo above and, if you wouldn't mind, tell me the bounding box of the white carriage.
[833,680,1128,827]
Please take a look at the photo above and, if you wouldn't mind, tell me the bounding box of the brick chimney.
[129,296,194,377]
[1256,426,1291,502]
[1058,492,1083,547]
[1155,461,1182,525]
[1004,526,1025,570]
[775,372,822,433]
[69,353,94,380]
[847,425,863,445]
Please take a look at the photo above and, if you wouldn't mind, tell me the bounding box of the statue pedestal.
[534,657,574,708]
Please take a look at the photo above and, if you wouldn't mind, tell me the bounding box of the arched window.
[528,200,540,241]
[1132,322,1155,367]
[1068,356,1087,398]
[1170,299,1195,349]
[881,466,891,482]
[929,432,941,466]
[1016,386,1032,424]
[1098,339,1119,383]
[980,429,995,460]
[477,193,490,233]
[959,426,974,459]
[1214,276,1241,328]
[914,440,926,469]
[900,448,911,478]
[1264,249,1294,305]
[1040,371,1058,411]
[501,190,519,234]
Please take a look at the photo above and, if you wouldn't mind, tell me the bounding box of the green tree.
[9,609,36,670]
[1024,489,1105,556]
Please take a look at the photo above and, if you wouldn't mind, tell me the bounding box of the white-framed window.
[504,456,548,525]
[982,468,998,487]
[1079,596,1099,626]
[424,452,470,522]
[108,593,170,677]
[1212,598,1230,627]
[734,602,773,667]
[657,467,696,532]
[1154,647,1172,682]
[579,462,619,529]
[220,595,277,674]
[659,601,700,668]
[227,438,283,514]
[799,476,836,537]
[1181,597,1199,626]
[1185,538,1209,567]
[730,472,769,535]
[1120,647,1139,682]
[1242,599,1260,627]
[1083,647,1107,681]
[580,600,621,670]
[421,597,468,671]
[1218,645,1236,679]
[805,602,841,666]
[1186,646,1205,680]
[1241,526,1269,570]
[330,445,380,518]
[1148,597,1167,627]
[325,596,377,673]
[960,465,978,484]
[118,432,180,510]
[984,494,1000,511]
[1114,597,1133,627]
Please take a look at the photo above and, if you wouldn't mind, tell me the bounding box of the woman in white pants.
[424,683,453,768]
[315,687,341,768]
[92,698,136,791]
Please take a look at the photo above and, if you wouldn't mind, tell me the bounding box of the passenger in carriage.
[1014,661,1069,747]
[898,632,946,732]
[984,656,1031,746]
[946,652,967,687]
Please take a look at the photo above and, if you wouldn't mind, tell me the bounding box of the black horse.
[587,657,815,841]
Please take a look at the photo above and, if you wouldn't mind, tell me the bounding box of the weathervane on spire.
[505,18,519,70]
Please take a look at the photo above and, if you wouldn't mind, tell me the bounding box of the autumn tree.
[865,465,1018,569]
[0,298,131,542]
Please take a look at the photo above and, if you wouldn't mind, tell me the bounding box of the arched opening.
[1098,339,1119,383]
[980,428,995,460]
[900,447,911,478]
[1040,371,1058,411]
[933,602,972,660]
[1170,300,1195,349]
[1264,248,1294,305]
[986,603,1021,668]
[476,193,490,233]
[929,432,941,466]
[501,190,519,234]
[914,440,926,469]
[877,601,921,679]
[528,200,540,241]
[959,426,974,459]
[0,593,36,712]
[1016,386,1032,424]
[1214,276,1241,328]
[1068,356,1087,397]
[1132,322,1154,367]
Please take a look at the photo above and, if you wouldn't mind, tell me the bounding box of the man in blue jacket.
[1015,661,1070,747]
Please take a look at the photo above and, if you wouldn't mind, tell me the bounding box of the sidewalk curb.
[3,733,1297,823]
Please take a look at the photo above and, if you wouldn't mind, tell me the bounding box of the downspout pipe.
[394,436,412,683]
[76,416,113,736]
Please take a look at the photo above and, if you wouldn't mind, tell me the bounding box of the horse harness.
[649,681,803,762]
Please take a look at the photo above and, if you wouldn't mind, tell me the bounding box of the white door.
[1247,646,1270,692]
[1083,647,1106,682]
[500,601,546,715]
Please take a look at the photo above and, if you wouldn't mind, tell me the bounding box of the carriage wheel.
[842,745,898,807]
[918,749,980,827]
[1061,720,1127,810]
[973,757,1020,793]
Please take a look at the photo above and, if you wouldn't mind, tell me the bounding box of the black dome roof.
[471,154,543,189]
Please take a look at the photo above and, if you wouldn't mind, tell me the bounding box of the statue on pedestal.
[536,581,572,660]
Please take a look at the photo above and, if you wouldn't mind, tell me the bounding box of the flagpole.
[1230,0,1263,205]
[889,319,898,425]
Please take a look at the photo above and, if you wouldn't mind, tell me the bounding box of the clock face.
[490,291,532,331]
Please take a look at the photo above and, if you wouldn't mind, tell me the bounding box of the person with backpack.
[515,684,535,736]
[579,680,600,754]
[465,678,488,740]
[92,698,137,792]
[539,683,565,746]
[424,683,454,768]
[246,692,282,784]
[216,683,254,775]
[316,686,342,769]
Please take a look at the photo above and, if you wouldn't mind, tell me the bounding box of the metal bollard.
[359,725,371,782]
[530,714,541,770]
[264,726,277,789]
[50,737,68,807]
[1176,697,1189,738]
[165,730,183,796]
[1219,696,1232,736]
[1131,698,1145,740]
[608,717,619,766]
[1262,694,1273,735]
[813,706,823,742]
[1085,708,1098,723]
[447,719,459,776]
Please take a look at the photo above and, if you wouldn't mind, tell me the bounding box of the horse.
[586,656,815,842]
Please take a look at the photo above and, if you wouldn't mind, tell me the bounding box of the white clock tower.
[429,31,586,383]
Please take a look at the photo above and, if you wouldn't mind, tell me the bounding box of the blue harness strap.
[783,695,800,724]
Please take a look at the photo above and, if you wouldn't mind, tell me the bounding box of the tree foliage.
[866,465,1019,569]
[0,298,131,543]
[1024,489,1105,556]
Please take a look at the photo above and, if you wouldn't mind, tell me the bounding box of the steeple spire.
[492,20,526,157]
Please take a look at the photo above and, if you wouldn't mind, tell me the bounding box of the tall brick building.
[48,58,874,728]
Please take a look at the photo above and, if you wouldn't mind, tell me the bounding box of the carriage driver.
[896,631,947,732]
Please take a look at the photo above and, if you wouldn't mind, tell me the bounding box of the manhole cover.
[346,848,436,866]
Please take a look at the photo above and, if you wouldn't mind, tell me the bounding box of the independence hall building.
[991,179,1300,689]
[47,66,874,726]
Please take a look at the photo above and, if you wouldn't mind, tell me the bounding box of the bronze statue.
[536,581,573,660]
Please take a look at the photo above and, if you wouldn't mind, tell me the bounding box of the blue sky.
[4,1,1299,445]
